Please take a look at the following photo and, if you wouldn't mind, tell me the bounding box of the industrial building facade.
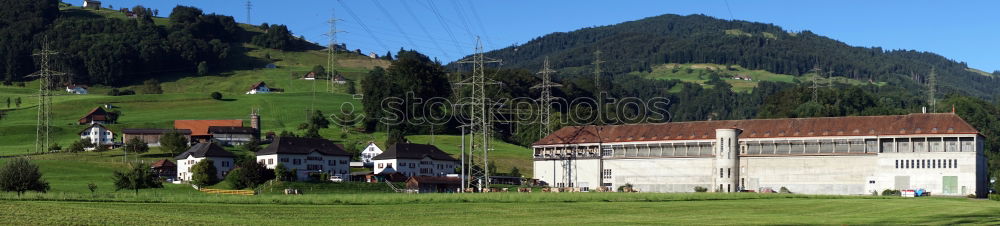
[532,113,988,197]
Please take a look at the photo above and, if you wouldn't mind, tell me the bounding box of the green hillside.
[631,63,882,92]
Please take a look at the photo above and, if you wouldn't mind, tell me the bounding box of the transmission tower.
[245,0,253,25]
[593,50,605,90]
[456,37,502,191]
[809,65,831,103]
[324,11,345,93]
[927,67,937,112]
[531,57,561,137]
[27,43,66,154]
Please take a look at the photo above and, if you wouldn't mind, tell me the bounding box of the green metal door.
[942,176,958,194]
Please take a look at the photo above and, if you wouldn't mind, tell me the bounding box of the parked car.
[329,175,344,182]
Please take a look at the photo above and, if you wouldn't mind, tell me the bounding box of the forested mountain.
[0,1,320,86]
[461,14,999,99]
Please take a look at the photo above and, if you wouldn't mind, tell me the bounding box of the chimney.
[250,108,260,130]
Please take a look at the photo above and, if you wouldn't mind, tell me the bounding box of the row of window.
[378,162,454,170]
[895,159,958,169]
[602,169,612,179]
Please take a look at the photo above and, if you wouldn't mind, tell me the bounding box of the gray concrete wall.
[742,155,876,195]
[604,158,716,192]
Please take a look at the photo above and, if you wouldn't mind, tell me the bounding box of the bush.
[112,162,163,194]
[87,183,98,194]
[190,159,218,187]
[274,163,295,182]
[210,92,222,100]
[779,187,792,194]
[989,194,1000,201]
[617,183,634,192]
[226,161,275,189]
[160,130,189,156]
[881,189,901,196]
[0,158,50,196]
[124,136,149,155]
[694,186,708,192]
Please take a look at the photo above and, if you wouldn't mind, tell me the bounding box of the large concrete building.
[532,113,988,197]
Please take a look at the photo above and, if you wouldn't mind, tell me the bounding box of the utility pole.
[324,11,345,93]
[531,56,561,137]
[456,36,502,192]
[809,65,829,103]
[592,50,605,90]
[27,42,66,154]
[245,0,253,25]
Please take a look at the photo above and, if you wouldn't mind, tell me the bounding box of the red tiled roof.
[534,113,979,146]
[151,159,176,168]
[174,120,243,136]
[79,107,109,122]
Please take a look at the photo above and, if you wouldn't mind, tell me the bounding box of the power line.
[722,0,735,20]
[336,0,392,53]
[531,56,562,137]
[27,41,66,154]
[371,0,418,50]
[449,0,477,41]
[398,0,452,59]
[424,0,465,55]
[455,37,502,192]
[245,0,253,24]
[324,10,345,93]
[463,0,494,49]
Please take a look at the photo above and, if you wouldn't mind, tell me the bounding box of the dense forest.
[0,1,316,86]
[461,14,1000,100]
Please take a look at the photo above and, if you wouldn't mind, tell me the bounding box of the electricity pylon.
[531,56,561,137]
[456,37,501,191]
[27,43,66,154]
[324,11,345,93]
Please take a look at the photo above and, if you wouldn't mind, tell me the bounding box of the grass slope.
[631,63,882,92]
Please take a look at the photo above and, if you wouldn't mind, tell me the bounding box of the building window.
[895,160,899,169]
[719,168,723,178]
[387,163,393,168]
[410,163,415,168]
[602,169,612,179]
[328,160,335,166]
[268,159,274,165]
[378,163,383,168]
[280,158,289,163]
[340,160,348,164]
[727,168,731,178]
[293,159,301,165]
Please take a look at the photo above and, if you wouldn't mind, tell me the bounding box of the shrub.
[190,159,218,187]
[989,194,1000,201]
[112,162,163,194]
[779,187,792,194]
[68,139,91,153]
[0,158,50,196]
[93,144,109,153]
[274,163,295,182]
[124,136,149,155]
[694,186,708,192]
[227,161,275,189]
[107,89,120,96]
[142,79,163,94]
[159,130,189,156]
[210,92,222,100]
[48,143,61,152]
[881,189,901,196]
[87,183,98,194]
[120,89,136,95]
[617,183,634,192]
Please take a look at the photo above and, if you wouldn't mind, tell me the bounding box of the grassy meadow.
[631,63,883,92]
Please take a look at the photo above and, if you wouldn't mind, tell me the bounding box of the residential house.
[122,128,192,147]
[372,143,459,177]
[732,74,752,80]
[360,142,383,167]
[78,107,116,125]
[208,126,257,146]
[80,124,114,146]
[174,120,243,143]
[83,0,101,9]
[256,137,352,181]
[405,176,461,193]
[368,52,377,58]
[246,81,271,94]
[175,143,236,183]
[332,75,347,84]
[302,72,317,80]
[151,159,177,181]
[65,84,88,94]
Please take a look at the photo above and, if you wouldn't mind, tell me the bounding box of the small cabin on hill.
[83,0,102,9]
[332,75,347,84]
[79,107,116,125]
[246,81,271,94]
[65,84,88,94]
[302,72,317,80]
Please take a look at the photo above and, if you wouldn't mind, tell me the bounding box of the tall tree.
[0,158,50,196]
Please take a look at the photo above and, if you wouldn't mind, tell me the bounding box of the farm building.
[406,176,462,193]
[372,143,458,177]
[82,0,101,9]
[79,124,114,146]
[246,81,271,94]
[175,142,236,182]
[302,72,318,80]
[174,119,243,143]
[121,129,192,147]
[78,107,116,125]
[532,113,988,197]
[208,126,257,146]
[332,75,347,84]
[151,159,177,181]
[65,84,88,94]
[360,142,383,167]
[256,137,352,181]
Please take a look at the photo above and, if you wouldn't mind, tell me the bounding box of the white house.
[256,137,352,181]
[245,81,271,94]
[65,85,88,94]
[175,143,236,183]
[360,142,383,167]
[79,124,114,147]
[82,0,102,9]
[372,143,459,177]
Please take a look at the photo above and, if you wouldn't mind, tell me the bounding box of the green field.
[632,63,882,92]
[2,194,998,225]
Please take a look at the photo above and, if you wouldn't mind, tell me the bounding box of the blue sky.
[87,0,999,72]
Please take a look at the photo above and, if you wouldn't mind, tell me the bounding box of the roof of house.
[304,72,317,78]
[256,137,351,156]
[208,126,257,134]
[175,143,236,160]
[407,176,461,185]
[66,84,89,89]
[534,113,980,146]
[122,128,192,135]
[249,81,267,90]
[174,120,243,137]
[151,159,176,168]
[372,143,457,161]
[79,123,111,134]
[333,75,346,81]
[79,107,111,122]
